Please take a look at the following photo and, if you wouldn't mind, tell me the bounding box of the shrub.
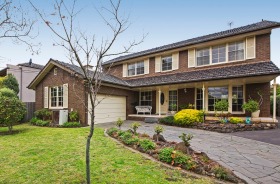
[120,131,133,144]
[0,96,26,133]
[214,100,229,112]
[130,122,141,134]
[124,137,140,145]
[174,109,203,126]
[0,87,17,98]
[116,118,124,129]
[173,151,192,165]
[139,139,156,151]
[179,133,193,147]
[34,109,52,120]
[154,125,164,135]
[61,122,81,128]
[213,166,228,180]
[159,116,174,125]
[242,99,259,113]
[229,117,244,124]
[159,147,174,163]
[35,120,50,127]
[107,127,119,136]
[69,111,79,122]
[30,117,39,125]
[2,74,19,94]
[117,130,125,137]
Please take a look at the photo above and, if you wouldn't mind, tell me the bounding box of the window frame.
[207,86,229,112]
[168,90,178,111]
[161,56,172,71]
[127,61,145,77]
[140,91,152,106]
[196,47,210,66]
[232,85,244,113]
[50,86,63,108]
[212,44,226,64]
[228,41,245,62]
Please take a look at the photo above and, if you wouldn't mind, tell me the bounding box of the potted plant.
[242,99,260,118]
[170,104,177,115]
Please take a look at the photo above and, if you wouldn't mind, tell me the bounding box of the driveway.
[97,121,280,184]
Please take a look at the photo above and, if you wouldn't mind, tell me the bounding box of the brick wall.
[105,33,271,80]
[246,82,270,117]
[178,88,195,109]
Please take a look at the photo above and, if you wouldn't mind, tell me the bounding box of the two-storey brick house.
[29,20,280,125]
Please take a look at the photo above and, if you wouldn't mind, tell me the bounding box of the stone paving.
[97,121,280,184]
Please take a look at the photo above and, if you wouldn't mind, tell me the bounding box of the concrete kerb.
[103,129,244,184]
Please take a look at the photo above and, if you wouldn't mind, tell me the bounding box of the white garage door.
[88,94,126,124]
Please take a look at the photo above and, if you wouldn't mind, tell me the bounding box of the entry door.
[156,89,169,114]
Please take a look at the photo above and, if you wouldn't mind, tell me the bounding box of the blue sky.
[1,0,280,77]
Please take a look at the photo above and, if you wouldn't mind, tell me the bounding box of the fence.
[23,102,35,122]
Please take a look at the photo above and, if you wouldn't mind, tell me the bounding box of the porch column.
[158,89,161,116]
[273,78,277,121]
[202,84,205,111]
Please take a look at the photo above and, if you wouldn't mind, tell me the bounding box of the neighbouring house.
[28,20,280,125]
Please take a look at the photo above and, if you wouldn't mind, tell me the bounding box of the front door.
[156,89,169,114]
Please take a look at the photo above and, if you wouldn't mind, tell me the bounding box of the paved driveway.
[97,121,280,184]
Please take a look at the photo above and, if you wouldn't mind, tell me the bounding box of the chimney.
[83,64,94,71]
[29,58,32,65]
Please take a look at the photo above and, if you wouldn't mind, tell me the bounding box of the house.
[28,20,280,125]
[0,60,44,102]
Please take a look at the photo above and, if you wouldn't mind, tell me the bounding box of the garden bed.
[106,127,245,183]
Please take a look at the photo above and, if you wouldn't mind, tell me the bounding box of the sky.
[1,0,280,81]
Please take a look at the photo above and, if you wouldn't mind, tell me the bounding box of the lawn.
[0,124,213,184]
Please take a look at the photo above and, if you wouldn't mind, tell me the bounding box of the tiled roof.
[103,20,280,65]
[53,60,130,87]
[53,60,280,88]
[126,61,280,87]
[18,62,44,70]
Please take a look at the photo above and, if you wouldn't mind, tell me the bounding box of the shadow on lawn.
[0,127,31,136]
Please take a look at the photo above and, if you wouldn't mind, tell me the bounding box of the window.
[208,86,228,111]
[228,41,244,61]
[162,56,172,71]
[196,88,203,110]
[127,61,144,76]
[50,86,63,107]
[212,45,226,63]
[140,91,152,106]
[196,48,210,66]
[54,68,57,75]
[168,90,177,111]
[232,86,243,112]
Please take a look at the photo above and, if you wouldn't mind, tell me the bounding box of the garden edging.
[103,129,242,184]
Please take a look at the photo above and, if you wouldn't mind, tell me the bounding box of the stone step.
[144,117,158,124]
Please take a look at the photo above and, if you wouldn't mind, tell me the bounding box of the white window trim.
[168,90,178,111]
[49,86,63,109]
[127,61,145,77]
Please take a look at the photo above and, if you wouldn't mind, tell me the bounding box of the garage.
[88,94,126,124]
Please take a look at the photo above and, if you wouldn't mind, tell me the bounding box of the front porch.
[128,75,279,123]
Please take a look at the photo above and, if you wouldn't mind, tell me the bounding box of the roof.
[103,20,280,65]
[125,61,280,87]
[18,62,44,70]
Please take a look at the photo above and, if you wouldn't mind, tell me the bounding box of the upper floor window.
[196,48,210,66]
[161,56,172,71]
[127,61,144,76]
[228,41,244,61]
[50,86,63,107]
[212,45,226,63]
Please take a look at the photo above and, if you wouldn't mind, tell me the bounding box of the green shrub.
[173,151,191,165]
[179,133,193,147]
[0,87,17,98]
[30,117,39,125]
[214,99,229,112]
[120,131,133,144]
[124,137,140,145]
[242,99,259,113]
[139,139,156,151]
[159,116,174,125]
[34,109,52,120]
[229,117,244,124]
[130,122,141,134]
[213,166,228,180]
[69,111,79,122]
[174,109,203,126]
[159,147,174,163]
[118,130,125,137]
[61,122,81,128]
[35,120,50,127]
[116,118,124,129]
[0,96,26,133]
[154,125,164,135]
[2,74,19,94]
[107,127,119,136]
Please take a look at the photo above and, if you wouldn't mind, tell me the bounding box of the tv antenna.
[228,21,234,29]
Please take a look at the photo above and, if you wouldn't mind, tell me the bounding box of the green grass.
[0,124,213,184]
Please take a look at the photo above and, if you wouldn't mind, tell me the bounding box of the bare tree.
[0,0,39,54]
[29,0,144,183]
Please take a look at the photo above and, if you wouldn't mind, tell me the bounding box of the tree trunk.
[8,124,12,134]
[86,110,95,184]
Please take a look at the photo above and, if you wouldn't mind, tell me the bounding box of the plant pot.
[251,110,260,118]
